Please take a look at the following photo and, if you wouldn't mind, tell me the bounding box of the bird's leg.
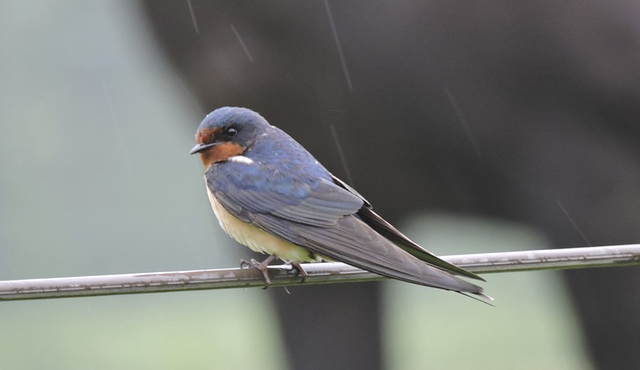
[289,261,307,284]
[240,255,277,289]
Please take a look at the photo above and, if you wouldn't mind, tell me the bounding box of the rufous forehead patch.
[196,127,220,144]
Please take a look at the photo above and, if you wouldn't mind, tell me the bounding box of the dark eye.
[224,127,238,137]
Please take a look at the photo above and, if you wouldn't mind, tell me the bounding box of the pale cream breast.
[206,185,321,263]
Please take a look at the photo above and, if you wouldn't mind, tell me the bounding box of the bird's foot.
[240,255,277,289]
[289,261,307,283]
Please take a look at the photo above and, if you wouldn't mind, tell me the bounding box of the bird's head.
[190,107,268,168]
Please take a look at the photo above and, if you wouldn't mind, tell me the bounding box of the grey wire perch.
[1,244,639,301]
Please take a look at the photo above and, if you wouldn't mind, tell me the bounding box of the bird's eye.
[224,127,238,137]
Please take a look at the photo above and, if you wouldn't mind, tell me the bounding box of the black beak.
[189,142,217,155]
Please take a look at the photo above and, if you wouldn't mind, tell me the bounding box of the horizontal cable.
[1,244,639,301]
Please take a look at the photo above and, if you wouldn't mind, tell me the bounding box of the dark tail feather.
[358,207,485,281]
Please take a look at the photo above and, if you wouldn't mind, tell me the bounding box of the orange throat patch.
[199,142,245,168]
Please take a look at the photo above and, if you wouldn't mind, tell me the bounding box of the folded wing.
[208,162,483,294]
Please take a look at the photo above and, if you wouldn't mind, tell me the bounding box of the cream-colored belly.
[206,187,320,262]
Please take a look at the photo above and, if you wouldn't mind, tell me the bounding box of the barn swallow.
[191,107,488,300]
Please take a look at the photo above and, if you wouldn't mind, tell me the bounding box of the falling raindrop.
[556,200,592,246]
[231,24,254,62]
[186,0,200,35]
[324,0,353,92]
[444,87,482,158]
[329,124,355,186]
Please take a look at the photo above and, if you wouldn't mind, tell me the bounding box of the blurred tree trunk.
[139,1,640,368]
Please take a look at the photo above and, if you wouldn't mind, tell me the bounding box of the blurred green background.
[0,1,592,369]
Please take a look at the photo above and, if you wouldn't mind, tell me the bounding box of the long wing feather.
[357,207,484,281]
[330,174,484,281]
[253,212,483,293]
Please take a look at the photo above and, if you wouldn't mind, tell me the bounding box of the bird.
[190,107,489,301]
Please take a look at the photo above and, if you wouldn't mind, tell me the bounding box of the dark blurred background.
[2,1,639,369]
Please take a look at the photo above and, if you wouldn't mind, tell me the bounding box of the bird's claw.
[239,256,307,289]
[240,255,276,289]
[289,261,307,284]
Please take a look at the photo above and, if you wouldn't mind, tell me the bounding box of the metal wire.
[1,244,639,301]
